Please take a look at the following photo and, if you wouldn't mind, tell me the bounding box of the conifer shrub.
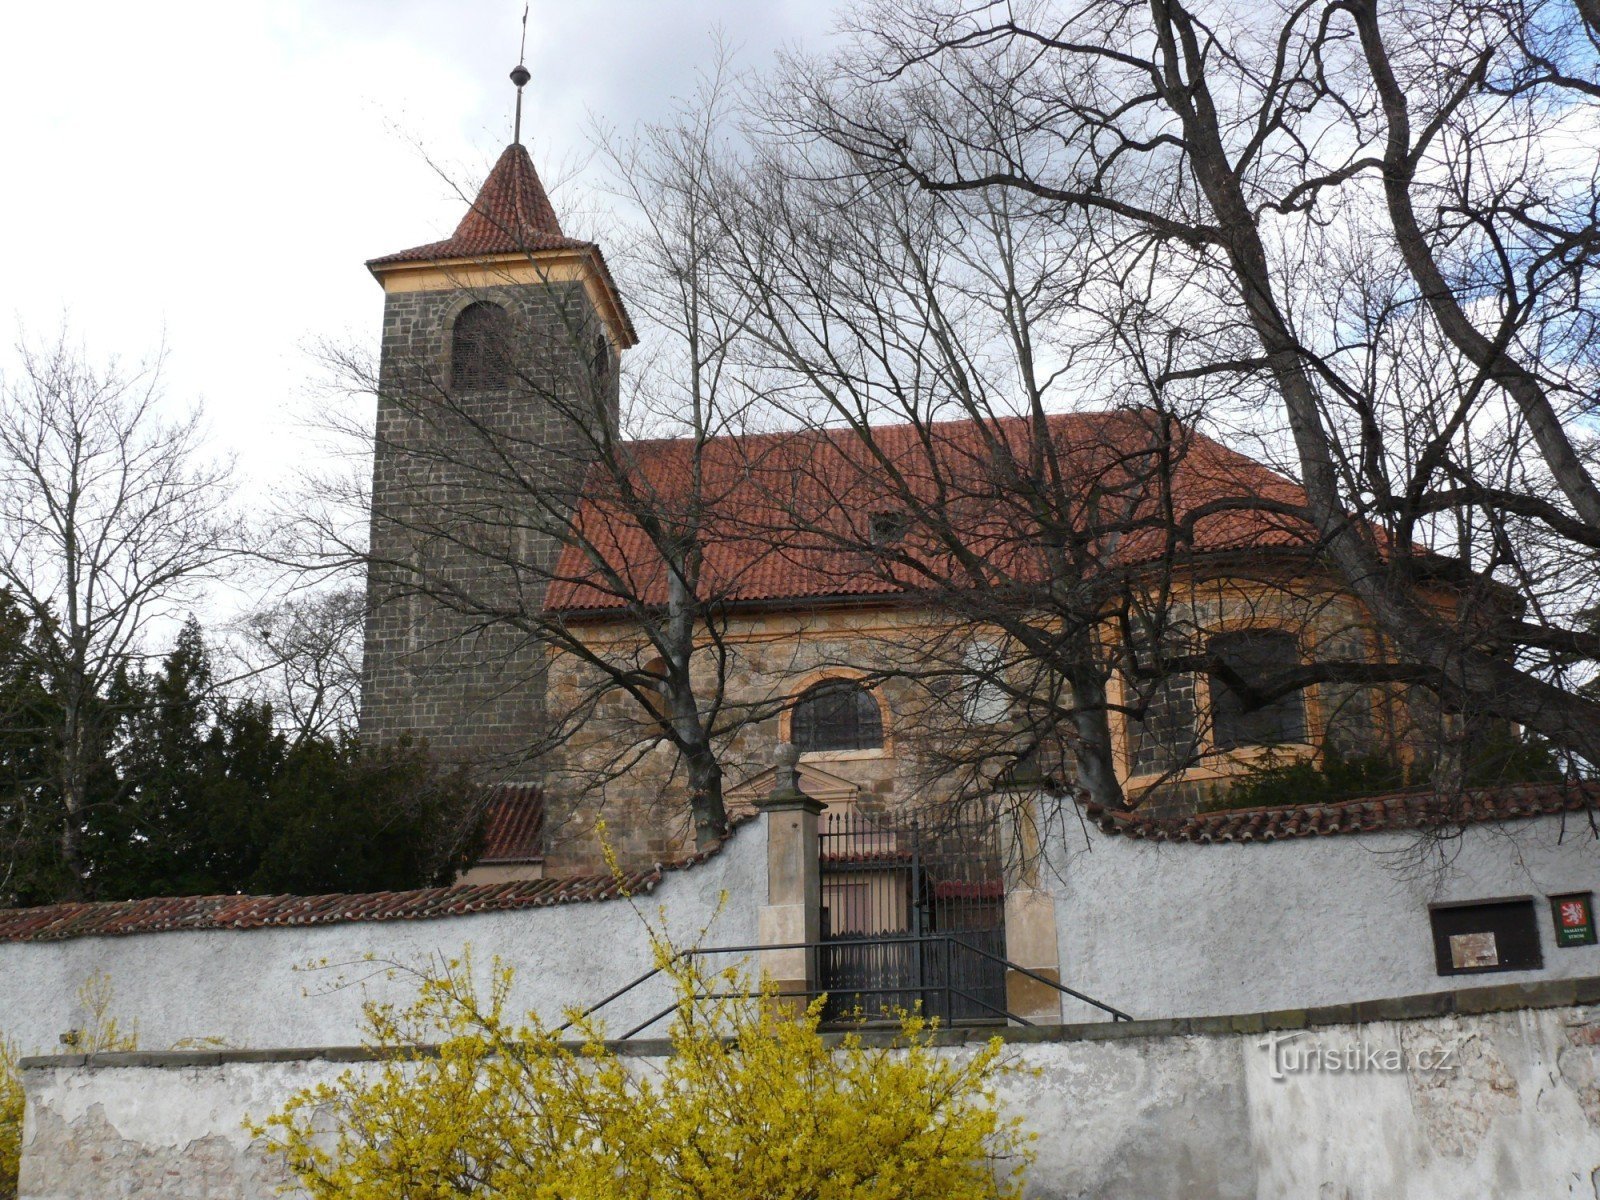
[1204,734,1565,813]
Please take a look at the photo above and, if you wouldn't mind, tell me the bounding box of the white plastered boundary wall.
[19,997,1600,1199]
[6,804,1600,1053]
[1043,808,1600,1022]
[0,820,764,1057]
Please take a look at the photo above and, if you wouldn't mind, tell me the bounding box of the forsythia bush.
[0,1036,20,1200]
[252,948,1034,1199]
[0,972,137,1200]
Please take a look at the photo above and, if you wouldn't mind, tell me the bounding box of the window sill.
[800,748,890,764]
[1202,742,1316,765]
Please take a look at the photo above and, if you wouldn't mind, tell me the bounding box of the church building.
[356,128,1458,884]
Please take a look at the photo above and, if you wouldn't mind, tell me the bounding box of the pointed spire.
[450,143,570,248]
[367,144,585,266]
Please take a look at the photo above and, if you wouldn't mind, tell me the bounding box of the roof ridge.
[614,407,1191,454]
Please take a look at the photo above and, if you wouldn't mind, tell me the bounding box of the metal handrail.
[612,980,1019,1042]
[557,935,1132,1041]
[933,933,1134,1021]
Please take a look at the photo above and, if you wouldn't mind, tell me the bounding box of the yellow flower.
[248,942,1033,1200]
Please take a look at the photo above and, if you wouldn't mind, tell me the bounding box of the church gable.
[725,761,862,813]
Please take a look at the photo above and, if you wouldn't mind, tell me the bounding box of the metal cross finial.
[510,3,531,145]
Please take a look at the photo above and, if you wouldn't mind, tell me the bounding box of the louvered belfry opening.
[818,807,1007,1025]
[450,301,512,391]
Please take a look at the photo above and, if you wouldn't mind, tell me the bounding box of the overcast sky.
[0,1,837,512]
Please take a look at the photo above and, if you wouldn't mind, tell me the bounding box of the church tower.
[359,94,636,772]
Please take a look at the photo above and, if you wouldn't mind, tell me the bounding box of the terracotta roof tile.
[545,410,1317,613]
[477,782,545,864]
[0,819,751,944]
[369,143,591,266]
[1083,782,1600,844]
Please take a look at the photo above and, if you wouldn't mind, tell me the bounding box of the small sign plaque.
[1551,893,1597,948]
[1449,931,1499,970]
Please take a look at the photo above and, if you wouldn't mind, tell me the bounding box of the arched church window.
[450,302,511,391]
[792,678,884,754]
[592,334,611,385]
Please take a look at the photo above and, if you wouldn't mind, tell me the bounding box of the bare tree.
[0,330,243,897]
[741,0,1600,780]
[711,139,1417,814]
[226,585,365,745]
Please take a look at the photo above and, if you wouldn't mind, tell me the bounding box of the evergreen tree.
[1,614,484,907]
[0,592,63,907]
[248,735,483,896]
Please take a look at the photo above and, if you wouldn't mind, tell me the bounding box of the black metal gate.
[818,808,1008,1024]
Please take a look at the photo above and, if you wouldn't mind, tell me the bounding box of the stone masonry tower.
[360,137,636,773]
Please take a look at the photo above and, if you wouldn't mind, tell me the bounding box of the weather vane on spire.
[510,3,531,145]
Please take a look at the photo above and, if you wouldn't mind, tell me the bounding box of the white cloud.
[0,0,837,557]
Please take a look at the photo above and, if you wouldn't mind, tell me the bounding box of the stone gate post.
[754,743,824,1008]
[998,768,1065,1024]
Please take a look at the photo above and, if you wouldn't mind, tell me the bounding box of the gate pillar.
[755,744,825,1010]
[999,774,1064,1024]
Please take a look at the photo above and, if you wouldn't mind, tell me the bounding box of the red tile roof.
[367,143,638,345]
[477,782,545,864]
[1084,782,1599,844]
[369,143,591,265]
[546,410,1318,614]
[0,824,748,944]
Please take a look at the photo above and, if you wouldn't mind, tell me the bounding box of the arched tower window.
[450,302,511,391]
[792,678,884,753]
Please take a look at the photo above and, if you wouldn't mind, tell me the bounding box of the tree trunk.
[56,683,88,901]
[1064,660,1127,811]
[661,539,728,850]
[1150,0,1600,765]
[684,742,728,850]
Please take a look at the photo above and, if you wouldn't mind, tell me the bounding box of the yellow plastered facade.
[370,250,637,349]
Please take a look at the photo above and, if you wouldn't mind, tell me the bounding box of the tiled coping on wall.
[21,973,1600,1070]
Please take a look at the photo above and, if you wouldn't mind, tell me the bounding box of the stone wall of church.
[1114,575,1414,817]
[361,279,617,771]
[539,576,1426,874]
[540,605,934,876]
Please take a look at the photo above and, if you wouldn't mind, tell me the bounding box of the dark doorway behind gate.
[818,808,1008,1024]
